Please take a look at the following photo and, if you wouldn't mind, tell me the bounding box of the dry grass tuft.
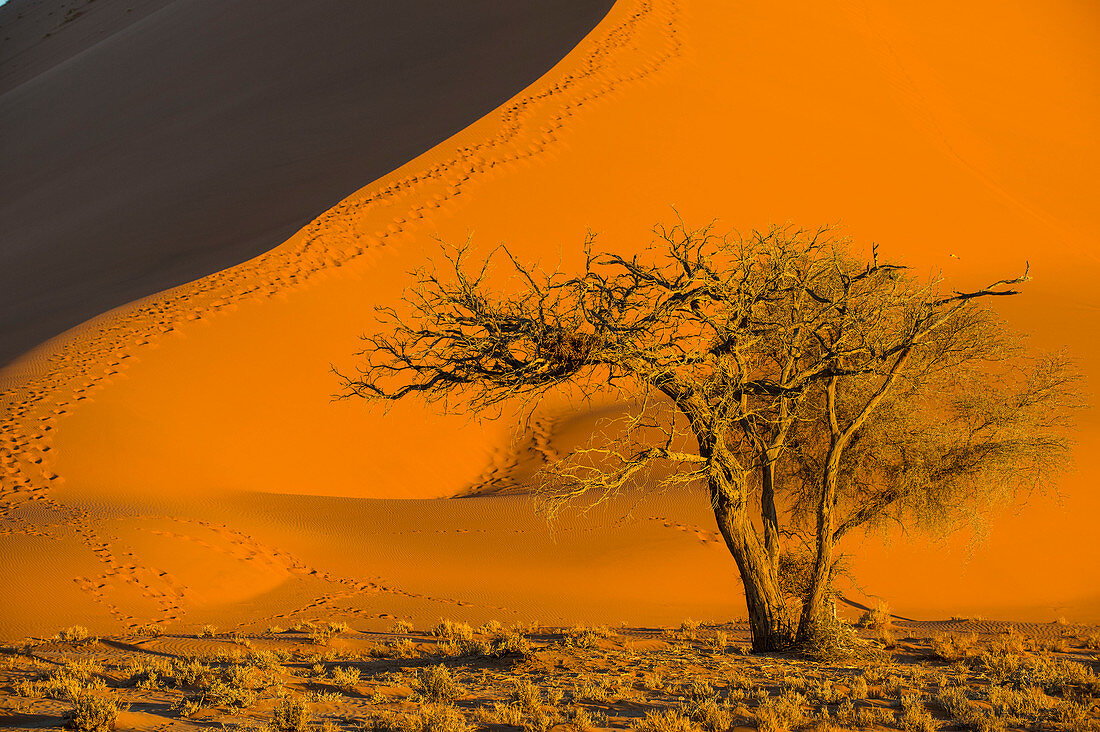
[133,623,165,638]
[632,710,697,732]
[857,601,893,629]
[932,632,978,661]
[564,625,613,649]
[57,626,93,644]
[367,705,471,732]
[433,620,474,642]
[897,692,936,732]
[269,696,311,732]
[308,621,349,646]
[63,691,123,731]
[756,688,806,732]
[415,665,465,702]
[330,666,361,692]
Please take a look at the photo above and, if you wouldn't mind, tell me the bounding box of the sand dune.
[1,0,1099,641]
[0,0,614,366]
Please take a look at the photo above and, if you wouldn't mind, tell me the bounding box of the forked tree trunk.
[679,397,792,652]
[707,455,791,652]
[797,446,841,643]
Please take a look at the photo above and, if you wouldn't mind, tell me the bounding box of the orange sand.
[1,0,1098,639]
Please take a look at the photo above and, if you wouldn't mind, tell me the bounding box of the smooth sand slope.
[0,0,614,366]
[1,0,1099,640]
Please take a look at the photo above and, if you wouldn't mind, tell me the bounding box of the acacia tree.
[339,222,1083,651]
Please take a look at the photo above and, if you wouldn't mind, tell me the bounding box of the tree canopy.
[340,221,1084,651]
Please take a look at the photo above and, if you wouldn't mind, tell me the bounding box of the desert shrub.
[981,650,1097,694]
[479,620,503,635]
[932,633,978,662]
[370,638,420,659]
[415,665,465,702]
[1080,632,1100,651]
[991,627,1028,655]
[684,680,716,701]
[509,678,543,711]
[938,686,977,722]
[564,625,612,649]
[64,692,122,731]
[681,695,733,732]
[175,664,258,714]
[728,669,752,690]
[134,623,165,638]
[709,630,729,651]
[24,661,109,701]
[573,678,612,703]
[834,699,856,726]
[857,601,892,629]
[849,675,869,699]
[330,666,361,692]
[125,657,171,690]
[574,673,634,704]
[57,626,92,644]
[198,624,217,638]
[882,674,908,700]
[988,684,1050,718]
[506,678,545,708]
[565,705,607,731]
[416,704,471,732]
[173,659,211,687]
[897,693,936,732]
[433,636,487,658]
[756,689,806,732]
[680,619,702,639]
[475,702,525,726]
[643,671,666,691]
[433,621,474,642]
[308,621,349,646]
[369,705,470,732]
[633,710,697,732]
[1049,698,1099,732]
[270,696,311,732]
[874,627,897,649]
[37,674,95,701]
[808,677,841,704]
[392,619,414,634]
[62,658,104,682]
[492,631,532,658]
[799,615,865,662]
[246,648,289,671]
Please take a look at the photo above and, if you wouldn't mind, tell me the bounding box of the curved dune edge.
[0,0,697,638]
[3,0,1100,639]
[0,0,680,508]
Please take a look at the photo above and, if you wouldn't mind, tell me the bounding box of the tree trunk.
[708,452,791,652]
[798,446,840,643]
[760,454,781,576]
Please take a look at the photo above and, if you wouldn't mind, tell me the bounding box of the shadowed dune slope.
[1,0,1098,638]
[0,0,614,366]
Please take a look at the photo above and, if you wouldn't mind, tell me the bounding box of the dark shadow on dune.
[0,0,615,366]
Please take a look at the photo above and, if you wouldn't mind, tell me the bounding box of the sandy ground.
[1,0,1099,642]
[0,0,614,366]
[2,620,1099,732]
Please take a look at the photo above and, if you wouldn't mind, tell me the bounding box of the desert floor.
[1,0,1099,660]
[1,618,1099,731]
